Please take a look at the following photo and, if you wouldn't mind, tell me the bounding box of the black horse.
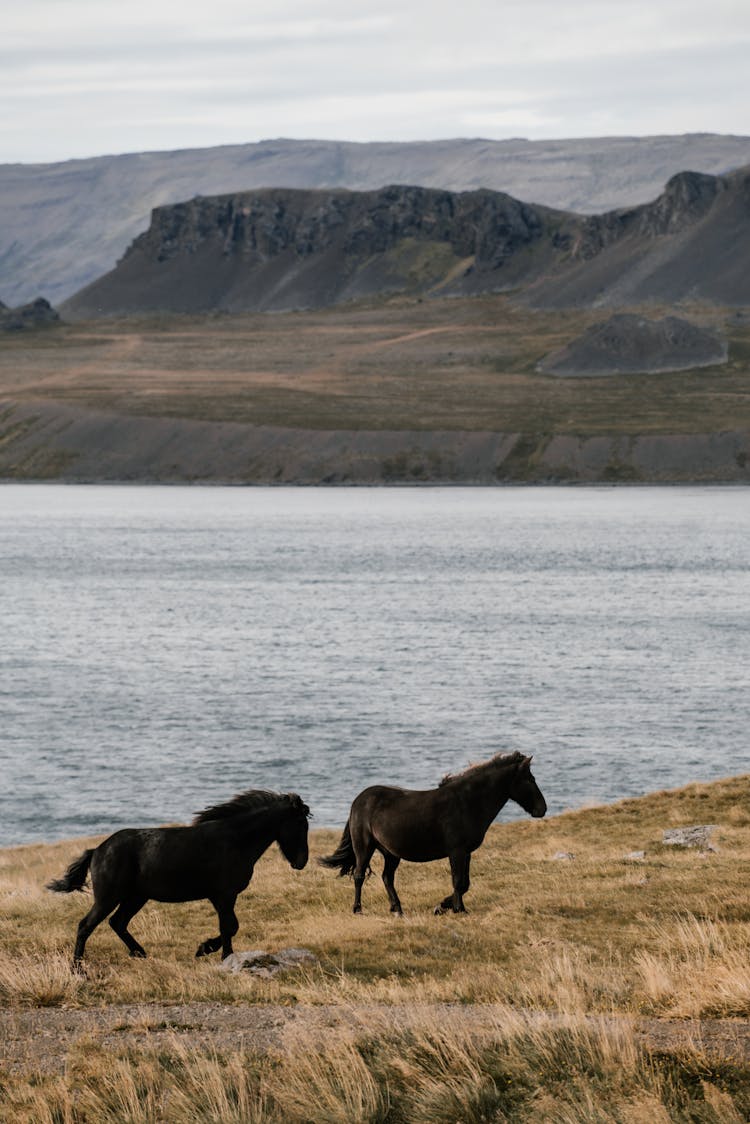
[320,752,545,915]
[47,790,310,967]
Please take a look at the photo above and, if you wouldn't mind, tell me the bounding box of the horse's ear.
[523,755,534,768]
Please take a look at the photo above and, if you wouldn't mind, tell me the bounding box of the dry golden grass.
[1,296,749,437]
[2,775,750,1015]
[3,775,750,1120]
[3,1005,750,1122]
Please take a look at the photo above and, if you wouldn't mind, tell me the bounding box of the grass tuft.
[0,947,84,1007]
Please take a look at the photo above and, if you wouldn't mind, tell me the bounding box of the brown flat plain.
[2,296,749,436]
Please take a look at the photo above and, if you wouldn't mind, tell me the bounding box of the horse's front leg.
[196,895,239,959]
[435,852,471,915]
[216,895,240,959]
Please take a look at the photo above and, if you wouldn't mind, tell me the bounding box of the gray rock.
[551,851,576,861]
[662,825,718,851]
[624,851,646,862]
[219,947,318,977]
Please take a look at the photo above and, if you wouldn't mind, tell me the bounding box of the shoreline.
[1,400,748,485]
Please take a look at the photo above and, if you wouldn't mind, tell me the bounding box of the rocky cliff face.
[523,166,750,308]
[63,185,570,315]
[62,166,750,317]
[133,185,552,272]
[571,171,722,259]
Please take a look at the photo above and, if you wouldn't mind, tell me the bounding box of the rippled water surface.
[1,484,748,846]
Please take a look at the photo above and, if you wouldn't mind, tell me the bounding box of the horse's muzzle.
[531,801,547,818]
[291,854,309,870]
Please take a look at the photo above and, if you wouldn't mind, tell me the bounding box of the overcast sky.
[4,0,749,164]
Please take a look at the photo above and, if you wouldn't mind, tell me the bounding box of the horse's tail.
[46,848,94,893]
[318,820,356,877]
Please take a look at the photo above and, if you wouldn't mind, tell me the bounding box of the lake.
[1,484,748,847]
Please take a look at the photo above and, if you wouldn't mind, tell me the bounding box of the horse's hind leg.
[195,934,223,958]
[381,851,403,915]
[73,895,118,968]
[109,896,148,958]
[435,853,471,915]
[351,836,375,915]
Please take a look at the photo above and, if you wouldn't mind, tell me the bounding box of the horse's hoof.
[352,906,362,915]
[196,944,210,958]
[72,959,87,977]
[433,905,447,916]
[129,948,147,958]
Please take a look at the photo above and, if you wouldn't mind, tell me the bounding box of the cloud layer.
[4,0,749,162]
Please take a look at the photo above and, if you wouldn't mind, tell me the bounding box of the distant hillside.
[4,133,750,306]
[62,167,750,317]
[525,168,750,308]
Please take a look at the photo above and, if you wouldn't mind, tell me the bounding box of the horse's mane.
[192,789,310,825]
[439,751,526,788]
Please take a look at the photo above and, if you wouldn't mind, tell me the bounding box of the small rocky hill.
[4,133,750,307]
[62,167,750,316]
[538,314,728,376]
[0,297,59,332]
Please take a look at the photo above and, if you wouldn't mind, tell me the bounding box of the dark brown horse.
[47,790,310,967]
[319,752,546,915]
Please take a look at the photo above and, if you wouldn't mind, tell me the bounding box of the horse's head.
[508,755,547,818]
[277,793,311,869]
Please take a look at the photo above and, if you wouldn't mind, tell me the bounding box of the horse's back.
[91,826,193,890]
[350,783,452,862]
[89,828,145,894]
[352,784,437,808]
[92,827,144,857]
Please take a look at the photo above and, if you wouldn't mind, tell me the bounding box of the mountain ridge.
[61,166,750,316]
[4,133,750,306]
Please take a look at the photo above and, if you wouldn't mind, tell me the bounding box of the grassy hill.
[2,774,750,1119]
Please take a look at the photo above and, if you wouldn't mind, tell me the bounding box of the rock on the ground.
[219,947,318,976]
[662,825,719,851]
